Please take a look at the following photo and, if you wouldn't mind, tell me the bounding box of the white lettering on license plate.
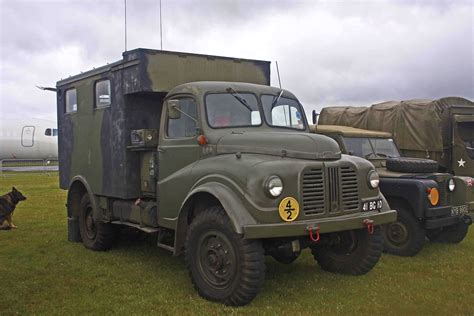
[451,205,468,216]
[363,199,383,212]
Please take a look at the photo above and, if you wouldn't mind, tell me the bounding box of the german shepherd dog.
[0,187,27,230]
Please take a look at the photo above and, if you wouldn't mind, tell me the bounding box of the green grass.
[1,173,473,315]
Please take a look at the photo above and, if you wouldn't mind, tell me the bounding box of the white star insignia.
[458,158,466,167]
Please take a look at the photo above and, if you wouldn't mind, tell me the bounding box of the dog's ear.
[12,187,17,192]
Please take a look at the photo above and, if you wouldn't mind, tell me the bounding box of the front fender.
[380,178,436,218]
[182,182,258,233]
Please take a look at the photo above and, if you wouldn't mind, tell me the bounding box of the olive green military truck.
[312,125,473,256]
[56,49,396,306]
[317,97,474,177]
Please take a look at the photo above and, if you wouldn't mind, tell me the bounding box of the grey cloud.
[0,0,472,121]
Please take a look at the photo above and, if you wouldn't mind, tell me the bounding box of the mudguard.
[379,178,436,218]
[68,175,100,220]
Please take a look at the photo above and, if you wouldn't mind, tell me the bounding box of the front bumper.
[243,209,397,239]
[424,205,472,229]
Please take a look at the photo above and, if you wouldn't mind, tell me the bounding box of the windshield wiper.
[226,87,252,111]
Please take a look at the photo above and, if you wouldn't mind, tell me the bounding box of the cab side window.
[166,98,197,138]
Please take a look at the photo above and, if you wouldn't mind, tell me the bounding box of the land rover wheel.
[386,157,438,173]
[382,206,425,256]
[185,206,265,306]
[426,221,469,243]
[78,194,115,251]
[311,227,383,275]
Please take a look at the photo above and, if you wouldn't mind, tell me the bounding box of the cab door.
[157,96,201,221]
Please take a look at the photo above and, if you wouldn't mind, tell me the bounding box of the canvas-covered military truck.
[317,97,474,177]
[312,125,473,257]
[56,49,396,306]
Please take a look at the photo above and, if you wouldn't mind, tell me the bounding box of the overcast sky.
[0,0,472,122]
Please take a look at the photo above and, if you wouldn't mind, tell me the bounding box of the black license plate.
[363,199,383,212]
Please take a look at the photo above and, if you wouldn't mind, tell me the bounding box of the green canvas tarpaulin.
[319,97,473,153]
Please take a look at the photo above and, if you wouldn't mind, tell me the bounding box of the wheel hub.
[198,233,235,289]
[387,222,409,246]
[84,206,97,240]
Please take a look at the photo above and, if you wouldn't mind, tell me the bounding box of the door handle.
[157,147,166,153]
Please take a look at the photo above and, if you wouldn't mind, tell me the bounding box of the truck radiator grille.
[302,166,359,216]
[302,169,325,215]
[340,167,359,211]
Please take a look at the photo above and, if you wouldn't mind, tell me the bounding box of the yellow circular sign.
[278,197,300,222]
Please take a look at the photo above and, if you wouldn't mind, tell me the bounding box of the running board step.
[110,220,159,233]
[157,228,175,253]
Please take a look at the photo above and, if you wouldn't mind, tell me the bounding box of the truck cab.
[57,49,396,306]
[312,125,473,257]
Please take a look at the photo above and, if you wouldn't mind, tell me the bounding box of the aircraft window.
[53,128,58,136]
[95,80,111,108]
[65,89,77,113]
[45,128,52,136]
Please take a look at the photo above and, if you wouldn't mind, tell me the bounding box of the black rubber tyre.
[426,221,469,243]
[311,227,383,275]
[271,252,300,264]
[78,194,115,251]
[386,157,438,173]
[382,206,425,256]
[185,206,265,306]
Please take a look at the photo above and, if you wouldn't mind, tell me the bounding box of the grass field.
[1,173,473,315]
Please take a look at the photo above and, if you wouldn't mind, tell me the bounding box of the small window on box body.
[65,89,77,113]
[95,80,111,108]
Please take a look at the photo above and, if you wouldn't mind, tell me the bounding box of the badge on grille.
[278,197,300,222]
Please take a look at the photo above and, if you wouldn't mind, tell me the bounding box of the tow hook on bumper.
[307,225,320,242]
[307,218,376,242]
[363,219,374,234]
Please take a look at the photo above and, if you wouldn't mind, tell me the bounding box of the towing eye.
[307,225,320,242]
[363,219,375,234]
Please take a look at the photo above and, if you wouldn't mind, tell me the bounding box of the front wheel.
[426,221,469,243]
[185,206,265,306]
[311,227,383,275]
[78,194,115,251]
[382,206,425,256]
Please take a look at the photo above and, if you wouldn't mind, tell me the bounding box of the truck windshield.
[205,93,261,128]
[261,95,305,130]
[343,137,400,158]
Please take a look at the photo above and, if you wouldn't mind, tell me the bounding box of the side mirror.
[312,110,319,125]
[167,100,181,119]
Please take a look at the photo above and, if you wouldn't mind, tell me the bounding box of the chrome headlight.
[448,178,455,192]
[368,170,380,189]
[265,176,283,197]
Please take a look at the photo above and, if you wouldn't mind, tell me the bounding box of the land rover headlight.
[265,176,283,197]
[448,178,455,192]
[368,170,380,189]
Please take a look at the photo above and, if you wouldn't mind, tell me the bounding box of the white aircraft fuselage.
[0,119,58,160]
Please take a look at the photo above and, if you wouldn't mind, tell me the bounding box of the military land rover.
[316,98,474,177]
[56,49,396,305]
[312,125,473,257]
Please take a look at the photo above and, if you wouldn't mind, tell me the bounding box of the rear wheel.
[78,194,115,251]
[426,221,469,243]
[185,206,265,306]
[311,227,383,275]
[382,206,425,256]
